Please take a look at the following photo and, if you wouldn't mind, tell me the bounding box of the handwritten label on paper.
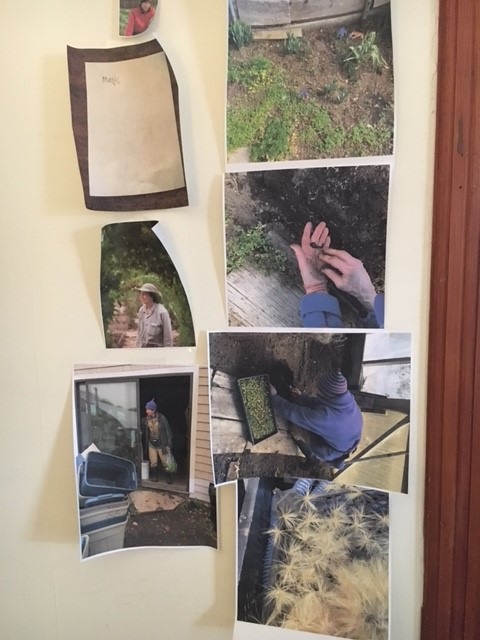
[102,75,120,86]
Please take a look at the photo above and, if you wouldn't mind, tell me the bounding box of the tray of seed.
[237,374,278,445]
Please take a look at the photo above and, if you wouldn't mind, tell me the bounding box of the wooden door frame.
[422,0,480,638]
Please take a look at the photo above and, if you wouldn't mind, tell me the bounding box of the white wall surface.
[0,1,437,639]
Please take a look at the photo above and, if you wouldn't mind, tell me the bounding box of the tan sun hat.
[136,283,161,302]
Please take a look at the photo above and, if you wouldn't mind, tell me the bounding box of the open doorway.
[139,374,192,493]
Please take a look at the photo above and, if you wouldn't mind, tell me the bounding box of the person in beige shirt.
[135,283,173,347]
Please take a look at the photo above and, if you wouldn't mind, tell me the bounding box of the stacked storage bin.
[77,451,138,557]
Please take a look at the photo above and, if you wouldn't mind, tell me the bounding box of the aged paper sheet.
[85,52,185,197]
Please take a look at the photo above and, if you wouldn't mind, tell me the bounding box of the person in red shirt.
[124,1,156,37]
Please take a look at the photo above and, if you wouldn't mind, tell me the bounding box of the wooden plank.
[211,386,244,421]
[422,0,480,638]
[211,417,245,436]
[235,0,369,27]
[195,430,211,443]
[212,434,247,454]
[211,370,238,390]
[253,27,302,40]
[227,266,302,327]
[290,0,364,22]
[194,477,213,488]
[236,0,291,27]
[244,429,300,455]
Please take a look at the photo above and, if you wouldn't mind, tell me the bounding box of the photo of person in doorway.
[73,364,217,555]
[141,398,176,483]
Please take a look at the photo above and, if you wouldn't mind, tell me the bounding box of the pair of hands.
[291,222,376,311]
[270,384,301,398]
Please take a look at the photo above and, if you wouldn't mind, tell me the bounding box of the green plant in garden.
[251,117,290,161]
[283,32,306,56]
[228,56,275,91]
[319,80,349,104]
[298,102,346,155]
[229,19,253,49]
[347,121,392,156]
[342,31,388,77]
[118,9,129,34]
[226,222,288,275]
[227,104,266,151]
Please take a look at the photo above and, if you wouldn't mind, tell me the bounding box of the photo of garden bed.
[227,7,394,163]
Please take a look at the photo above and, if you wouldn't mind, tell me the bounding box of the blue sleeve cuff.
[300,292,343,328]
[374,293,385,328]
[357,293,385,329]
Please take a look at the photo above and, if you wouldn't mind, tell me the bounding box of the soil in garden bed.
[228,11,394,161]
[214,451,334,484]
[123,497,217,548]
[210,332,346,397]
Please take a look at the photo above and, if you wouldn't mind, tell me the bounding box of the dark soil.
[210,332,346,395]
[228,10,394,160]
[214,451,333,484]
[123,498,217,548]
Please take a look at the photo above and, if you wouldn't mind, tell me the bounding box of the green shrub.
[118,9,129,35]
[342,31,388,77]
[229,19,253,49]
[283,32,307,56]
[251,117,291,161]
[228,56,274,91]
[227,223,287,275]
[347,121,392,156]
[319,80,349,104]
[297,103,346,155]
[227,103,271,151]
[227,59,289,154]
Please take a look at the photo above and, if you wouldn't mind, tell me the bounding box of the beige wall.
[0,0,437,639]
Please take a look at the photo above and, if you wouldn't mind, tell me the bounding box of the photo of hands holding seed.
[224,165,388,329]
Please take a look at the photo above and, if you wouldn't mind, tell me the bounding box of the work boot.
[151,465,159,482]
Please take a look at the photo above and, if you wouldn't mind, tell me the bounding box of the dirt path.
[123,492,217,548]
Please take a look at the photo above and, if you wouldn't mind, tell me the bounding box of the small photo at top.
[119,0,158,37]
